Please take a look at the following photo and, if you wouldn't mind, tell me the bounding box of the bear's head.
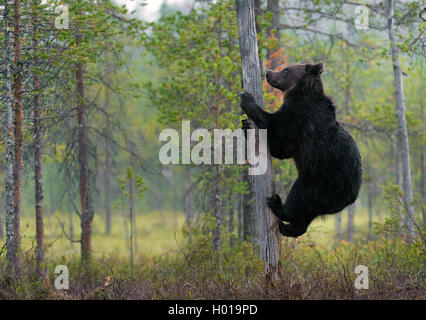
[266,62,324,92]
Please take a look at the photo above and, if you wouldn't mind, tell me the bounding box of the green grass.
[19,210,186,260]
[16,204,381,260]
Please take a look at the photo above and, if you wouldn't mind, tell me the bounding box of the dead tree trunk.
[236,0,281,280]
[32,9,45,278]
[387,0,415,241]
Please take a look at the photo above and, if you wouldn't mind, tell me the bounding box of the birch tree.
[387,0,415,241]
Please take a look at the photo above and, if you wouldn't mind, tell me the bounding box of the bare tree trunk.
[12,0,23,275]
[347,203,355,241]
[387,0,415,241]
[76,34,94,265]
[236,0,281,280]
[32,10,45,278]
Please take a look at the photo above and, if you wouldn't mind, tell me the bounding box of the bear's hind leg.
[276,178,317,237]
[277,221,308,238]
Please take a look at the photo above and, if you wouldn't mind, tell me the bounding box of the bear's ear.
[306,62,324,75]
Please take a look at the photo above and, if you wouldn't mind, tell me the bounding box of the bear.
[239,62,362,238]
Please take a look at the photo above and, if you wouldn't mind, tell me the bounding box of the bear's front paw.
[239,91,256,113]
[266,193,283,217]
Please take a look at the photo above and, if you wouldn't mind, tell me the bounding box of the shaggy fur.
[240,62,362,237]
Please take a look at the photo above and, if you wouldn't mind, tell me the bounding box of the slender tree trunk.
[104,54,112,235]
[388,0,415,241]
[33,11,45,278]
[12,0,23,275]
[4,0,15,273]
[129,175,135,279]
[236,0,281,280]
[76,34,94,264]
[347,203,355,241]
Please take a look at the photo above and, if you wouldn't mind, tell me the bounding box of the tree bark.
[387,0,415,241]
[236,0,281,280]
[76,34,94,264]
[12,0,23,275]
[33,7,45,278]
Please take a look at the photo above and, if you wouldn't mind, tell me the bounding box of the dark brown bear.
[240,62,362,237]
